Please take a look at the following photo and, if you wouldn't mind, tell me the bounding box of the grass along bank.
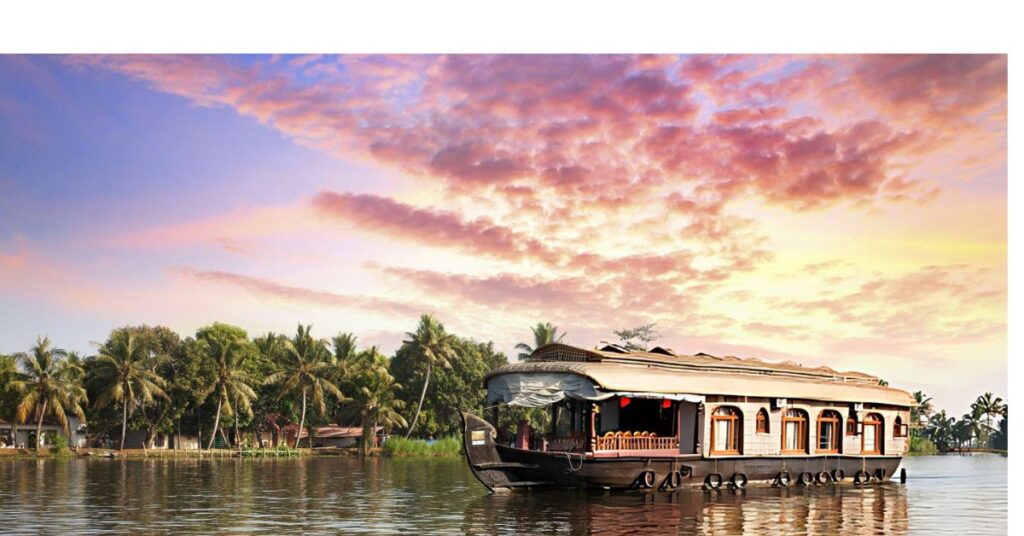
[382,437,460,458]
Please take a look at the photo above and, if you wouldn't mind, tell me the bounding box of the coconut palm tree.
[911,391,933,434]
[974,392,1006,447]
[1,354,22,445]
[204,336,258,450]
[961,406,985,450]
[403,314,455,438]
[925,410,955,451]
[339,346,407,455]
[10,337,88,450]
[264,324,344,448]
[515,322,566,359]
[90,330,168,450]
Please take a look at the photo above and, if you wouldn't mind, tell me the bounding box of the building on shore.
[0,417,88,449]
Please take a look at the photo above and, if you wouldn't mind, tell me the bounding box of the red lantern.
[619,397,631,408]
[661,399,672,409]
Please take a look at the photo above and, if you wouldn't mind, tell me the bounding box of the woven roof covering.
[487,344,914,407]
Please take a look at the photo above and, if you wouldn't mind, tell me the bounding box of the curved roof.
[486,344,914,407]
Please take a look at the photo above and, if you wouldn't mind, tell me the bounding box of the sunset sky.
[0,55,1006,414]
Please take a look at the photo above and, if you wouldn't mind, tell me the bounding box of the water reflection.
[460,485,909,535]
[0,454,1005,535]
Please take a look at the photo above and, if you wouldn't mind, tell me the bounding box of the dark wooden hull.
[461,412,902,492]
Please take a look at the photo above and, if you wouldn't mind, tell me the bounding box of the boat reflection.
[462,484,909,535]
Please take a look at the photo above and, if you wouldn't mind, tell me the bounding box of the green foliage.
[391,329,507,438]
[50,434,72,456]
[515,322,566,359]
[89,328,169,449]
[336,346,407,454]
[10,337,88,450]
[264,324,344,448]
[612,323,660,352]
[909,435,938,455]
[382,436,460,458]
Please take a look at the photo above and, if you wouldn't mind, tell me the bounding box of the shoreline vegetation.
[2,318,1006,459]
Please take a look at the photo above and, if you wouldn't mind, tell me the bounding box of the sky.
[0,54,1006,415]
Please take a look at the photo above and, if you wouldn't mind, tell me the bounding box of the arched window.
[755,408,769,434]
[710,406,742,455]
[817,410,841,453]
[781,409,808,454]
[893,416,906,438]
[862,413,884,455]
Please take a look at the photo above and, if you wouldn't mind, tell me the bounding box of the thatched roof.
[485,344,914,407]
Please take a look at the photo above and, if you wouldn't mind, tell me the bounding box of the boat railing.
[596,433,677,451]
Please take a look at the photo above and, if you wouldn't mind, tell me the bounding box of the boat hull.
[461,412,902,492]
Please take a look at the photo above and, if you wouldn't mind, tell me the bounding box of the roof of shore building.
[486,343,914,407]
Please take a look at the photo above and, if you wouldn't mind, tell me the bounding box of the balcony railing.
[596,434,677,451]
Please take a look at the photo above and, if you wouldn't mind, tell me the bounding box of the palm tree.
[90,330,168,450]
[403,315,455,438]
[204,336,258,450]
[925,410,955,451]
[10,337,87,450]
[515,322,566,359]
[974,392,1006,447]
[339,347,407,455]
[911,391,933,435]
[264,324,344,448]
[1,354,22,446]
[962,406,985,450]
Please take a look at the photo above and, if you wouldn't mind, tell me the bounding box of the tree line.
[911,390,1008,452]
[0,315,506,454]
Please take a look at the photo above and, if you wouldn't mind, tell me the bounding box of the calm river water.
[0,453,1006,535]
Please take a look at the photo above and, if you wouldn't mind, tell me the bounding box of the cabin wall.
[702,398,909,458]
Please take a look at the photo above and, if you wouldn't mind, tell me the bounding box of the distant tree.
[90,329,168,450]
[0,354,22,445]
[10,337,88,450]
[924,410,955,452]
[991,409,1008,451]
[391,334,507,438]
[910,391,933,435]
[515,323,566,359]
[201,330,258,449]
[974,392,1006,447]
[402,315,456,438]
[961,406,985,449]
[264,324,343,448]
[613,323,660,352]
[338,346,407,455]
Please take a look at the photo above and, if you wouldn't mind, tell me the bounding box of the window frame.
[781,408,809,454]
[893,416,908,438]
[846,416,859,436]
[709,406,742,455]
[816,410,841,454]
[861,413,884,455]
[755,408,770,434]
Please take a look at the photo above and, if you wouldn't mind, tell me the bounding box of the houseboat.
[461,343,913,492]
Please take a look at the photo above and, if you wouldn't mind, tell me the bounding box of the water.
[0,454,1006,535]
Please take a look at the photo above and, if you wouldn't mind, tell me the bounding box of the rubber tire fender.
[730,473,748,489]
[831,469,846,482]
[704,473,723,490]
[816,471,832,485]
[798,471,814,486]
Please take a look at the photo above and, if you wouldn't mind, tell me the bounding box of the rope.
[565,451,584,472]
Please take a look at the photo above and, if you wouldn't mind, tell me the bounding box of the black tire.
[774,471,792,487]
[874,468,886,481]
[798,471,814,486]
[831,469,846,482]
[730,473,748,489]
[669,470,682,489]
[641,470,656,488]
[704,473,723,490]
[816,471,832,485]
[854,470,869,485]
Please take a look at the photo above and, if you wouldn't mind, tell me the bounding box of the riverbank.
[0,437,463,460]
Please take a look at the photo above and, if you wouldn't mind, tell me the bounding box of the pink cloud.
[174,267,423,317]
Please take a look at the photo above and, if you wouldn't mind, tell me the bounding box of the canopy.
[486,360,915,407]
[486,372,705,407]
